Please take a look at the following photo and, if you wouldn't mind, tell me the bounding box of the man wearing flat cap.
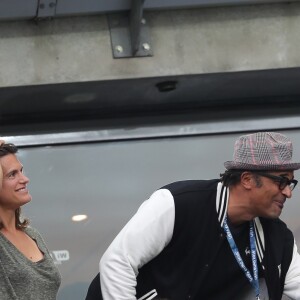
[87,132,300,300]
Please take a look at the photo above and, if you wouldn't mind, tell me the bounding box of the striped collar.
[216,182,265,266]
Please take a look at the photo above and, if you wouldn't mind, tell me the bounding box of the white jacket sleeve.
[283,240,300,299]
[99,189,175,300]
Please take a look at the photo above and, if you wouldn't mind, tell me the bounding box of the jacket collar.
[216,182,265,265]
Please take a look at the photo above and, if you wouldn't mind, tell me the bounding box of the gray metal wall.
[19,129,300,300]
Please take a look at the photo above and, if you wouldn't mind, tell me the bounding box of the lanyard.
[223,217,260,300]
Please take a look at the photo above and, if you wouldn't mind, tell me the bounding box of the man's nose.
[282,185,292,198]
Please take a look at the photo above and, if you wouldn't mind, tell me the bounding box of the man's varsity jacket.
[135,180,294,300]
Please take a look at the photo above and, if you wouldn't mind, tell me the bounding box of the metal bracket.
[108,0,153,58]
[36,0,57,20]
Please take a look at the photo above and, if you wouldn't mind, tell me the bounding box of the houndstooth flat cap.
[224,132,300,171]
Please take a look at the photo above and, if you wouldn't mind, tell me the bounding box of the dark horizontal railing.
[0,0,297,21]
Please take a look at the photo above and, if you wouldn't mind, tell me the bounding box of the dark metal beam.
[0,0,297,21]
[0,0,37,20]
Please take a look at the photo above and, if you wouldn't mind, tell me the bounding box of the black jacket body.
[86,180,294,300]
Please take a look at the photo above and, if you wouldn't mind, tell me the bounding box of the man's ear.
[240,172,254,190]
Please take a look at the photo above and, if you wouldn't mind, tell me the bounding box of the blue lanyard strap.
[223,217,260,299]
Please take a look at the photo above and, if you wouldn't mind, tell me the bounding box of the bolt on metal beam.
[108,0,153,58]
[36,0,57,20]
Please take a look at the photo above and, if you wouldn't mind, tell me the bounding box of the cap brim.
[224,161,300,171]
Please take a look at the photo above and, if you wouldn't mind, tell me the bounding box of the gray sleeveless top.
[0,226,61,300]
